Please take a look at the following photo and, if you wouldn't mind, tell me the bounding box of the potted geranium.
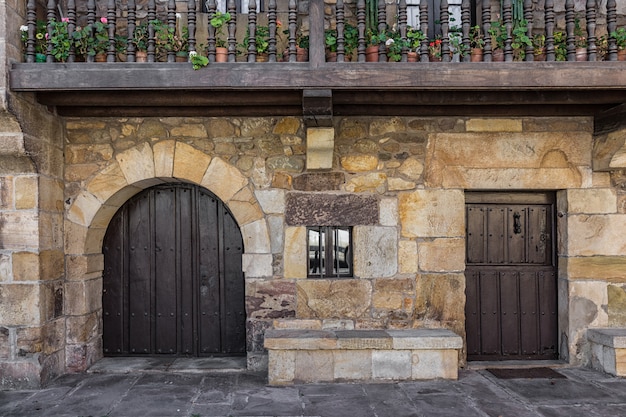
[532,33,546,61]
[48,18,72,62]
[610,27,626,61]
[469,25,485,62]
[20,20,47,62]
[488,21,505,61]
[407,26,425,61]
[74,17,109,61]
[210,11,230,62]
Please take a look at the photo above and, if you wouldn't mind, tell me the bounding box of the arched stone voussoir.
[201,157,249,203]
[172,141,212,184]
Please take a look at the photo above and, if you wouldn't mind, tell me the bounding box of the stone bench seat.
[264,328,463,385]
[588,328,626,377]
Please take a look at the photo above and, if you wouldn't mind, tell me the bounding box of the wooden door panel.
[465,193,557,361]
[103,184,245,357]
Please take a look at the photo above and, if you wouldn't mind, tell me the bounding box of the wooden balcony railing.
[21,0,626,65]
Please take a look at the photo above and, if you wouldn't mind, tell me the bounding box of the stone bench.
[264,328,463,385]
[588,328,626,377]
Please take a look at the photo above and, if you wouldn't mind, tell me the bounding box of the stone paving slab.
[1,366,626,417]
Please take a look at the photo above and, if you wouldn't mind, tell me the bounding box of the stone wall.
[54,113,624,375]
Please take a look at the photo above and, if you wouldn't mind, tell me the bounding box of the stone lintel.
[588,328,626,348]
[285,193,378,226]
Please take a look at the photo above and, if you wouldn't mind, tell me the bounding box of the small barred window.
[307,226,352,278]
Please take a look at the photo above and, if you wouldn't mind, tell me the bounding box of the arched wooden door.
[102,183,246,356]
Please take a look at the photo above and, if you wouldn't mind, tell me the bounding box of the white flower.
[385,38,394,46]
[176,13,182,19]
[20,25,28,32]
[189,50,197,57]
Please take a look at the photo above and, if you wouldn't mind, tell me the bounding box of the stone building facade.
[2,0,626,389]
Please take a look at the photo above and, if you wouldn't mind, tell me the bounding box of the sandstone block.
[593,128,626,171]
[398,240,418,274]
[0,176,13,209]
[153,140,175,177]
[412,349,458,379]
[267,156,305,173]
[608,285,626,326]
[418,238,465,273]
[173,142,212,183]
[370,117,406,136]
[0,212,38,250]
[64,278,102,316]
[414,274,465,331]
[397,157,424,181]
[240,219,270,254]
[267,215,284,254]
[0,327,9,358]
[345,173,387,193]
[115,143,155,185]
[565,189,617,214]
[564,256,626,282]
[267,349,296,385]
[466,118,523,132]
[67,192,101,227]
[0,254,10,282]
[273,319,322,330]
[241,254,273,278]
[322,319,355,330]
[295,350,334,382]
[379,198,398,227]
[38,176,63,212]
[340,155,378,172]
[12,252,39,281]
[0,284,41,325]
[353,226,398,278]
[306,127,334,171]
[334,350,371,380]
[170,124,207,138]
[372,350,411,379]
[201,157,248,203]
[388,177,416,191]
[229,187,264,225]
[14,176,37,209]
[567,215,626,256]
[66,312,99,344]
[255,189,286,214]
[399,189,464,238]
[296,279,371,319]
[86,164,136,205]
[284,226,307,279]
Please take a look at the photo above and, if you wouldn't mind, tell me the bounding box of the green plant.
[574,17,587,48]
[20,20,47,61]
[610,27,626,50]
[385,32,409,62]
[210,11,230,48]
[189,50,208,69]
[428,37,442,58]
[74,17,109,58]
[133,21,150,52]
[511,20,532,60]
[532,33,545,55]
[449,26,467,57]
[554,30,567,61]
[344,24,358,56]
[469,25,485,49]
[241,24,278,55]
[325,29,337,52]
[489,20,506,51]
[407,26,425,52]
[48,18,72,62]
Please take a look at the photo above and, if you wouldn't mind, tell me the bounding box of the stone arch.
[63,140,272,371]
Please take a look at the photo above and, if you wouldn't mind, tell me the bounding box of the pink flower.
[62,17,69,23]
[276,19,282,27]
[100,17,108,24]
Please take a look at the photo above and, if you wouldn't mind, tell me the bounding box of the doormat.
[487,367,566,379]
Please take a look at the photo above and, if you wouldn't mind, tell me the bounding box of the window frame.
[306,226,353,279]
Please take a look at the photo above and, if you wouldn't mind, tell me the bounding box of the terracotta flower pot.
[470,48,483,62]
[135,51,148,62]
[407,51,418,62]
[576,47,588,61]
[617,49,626,61]
[95,53,107,62]
[365,45,379,62]
[492,49,505,62]
[534,48,546,61]
[326,51,337,62]
[296,46,309,62]
[215,47,228,63]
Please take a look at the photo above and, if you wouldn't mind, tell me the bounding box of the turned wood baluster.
[586,0,596,61]
[461,0,470,62]
[337,0,346,62]
[524,0,533,61]
[46,0,56,62]
[268,0,277,62]
[26,0,36,62]
[227,0,236,61]
[287,0,297,62]
[503,0,513,61]
[127,0,136,62]
[545,0,555,61]
[207,0,217,62]
[607,0,617,61]
[247,0,257,62]
[147,0,156,62]
[107,0,117,62]
[398,0,407,62]
[356,0,366,62]
[166,0,176,62]
[482,0,491,62]
[67,0,76,62]
[565,0,575,61]
[377,0,386,61]
[440,0,450,62]
[419,0,429,62]
[188,0,197,55]
[85,0,96,62]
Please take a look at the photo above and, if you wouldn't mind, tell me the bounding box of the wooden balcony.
[9,0,626,132]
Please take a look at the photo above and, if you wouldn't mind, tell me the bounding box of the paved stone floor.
[1,360,626,417]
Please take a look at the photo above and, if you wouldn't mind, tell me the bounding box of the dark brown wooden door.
[465,192,558,361]
[102,183,246,356]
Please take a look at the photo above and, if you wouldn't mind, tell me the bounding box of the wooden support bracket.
[302,89,333,128]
